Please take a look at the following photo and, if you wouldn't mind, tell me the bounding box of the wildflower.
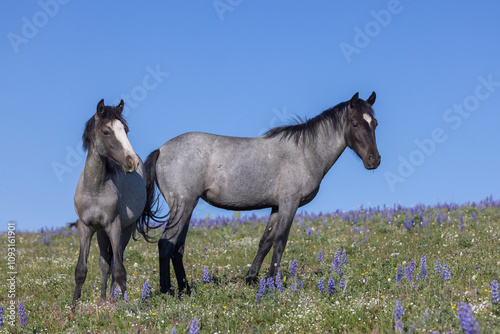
[189,316,200,334]
[113,287,120,299]
[18,301,27,326]
[291,282,296,292]
[0,307,4,329]
[266,277,275,291]
[396,265,403,283]
[394,301,404,333]
[203,266,210,283]
[327,277,335,294]
[442,264,451,281]
[472,212,477,223]
[405,266,412,282]
[318,249,324,262]
[276,268,284,293]
[289,259,298,277]
[341,249,347,264]
[458,303,480,334]
[491,280,499,304]
[298,280,303,289]
[256,278,267,302]
[318,278,325,292]
[339,278,346,291]
[421,254,427,279]
[142,280,151,301]
[364,235,368,243]
[42,234,50,246]
[409,259,415,274]
[460,214,465,231]
[306,227,312,235]
[171,326,177,334]
[435,259,441,274]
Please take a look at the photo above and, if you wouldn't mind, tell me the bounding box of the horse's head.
[344,92,381,170]
[84,99,140,173]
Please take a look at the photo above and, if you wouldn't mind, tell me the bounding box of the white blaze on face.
[363,113,373,127]
[110,120,134,155]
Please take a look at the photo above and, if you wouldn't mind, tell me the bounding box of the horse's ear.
[97,99,105,116]
[117,99,124,113]
[366,91,376,106]
[349,92,359,108]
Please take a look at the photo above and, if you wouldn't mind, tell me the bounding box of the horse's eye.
[102,129,111,136]
[352,121,358,127]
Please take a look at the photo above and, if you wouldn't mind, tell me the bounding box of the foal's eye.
[102,129,111,136]
[352,121,358,127]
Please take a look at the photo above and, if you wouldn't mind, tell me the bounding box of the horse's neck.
[82,146,109,192]
[308,127,347,176]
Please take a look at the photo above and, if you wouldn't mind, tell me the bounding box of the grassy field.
[1,197,499,333]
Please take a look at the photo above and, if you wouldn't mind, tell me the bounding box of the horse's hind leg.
[246,207,279,285]
[96,231,112,302]
[158,198,197,295]
[72,223,95,309]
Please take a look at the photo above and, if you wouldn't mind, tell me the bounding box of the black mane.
[264,101,350,145]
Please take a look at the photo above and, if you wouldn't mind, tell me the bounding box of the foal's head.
[344,92,381,170]
[83,99,140,173]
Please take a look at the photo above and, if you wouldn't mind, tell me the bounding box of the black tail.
[136,149,168,242]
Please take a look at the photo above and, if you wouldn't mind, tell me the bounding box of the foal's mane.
[264,101,350,145]
[82,103,129,173]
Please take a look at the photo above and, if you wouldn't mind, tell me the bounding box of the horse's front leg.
[106,221,128,301]
[96,231,112,302]
[72,222,95,310]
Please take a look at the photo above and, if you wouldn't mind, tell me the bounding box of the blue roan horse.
[138,92,380,294]
[72,100,146,308]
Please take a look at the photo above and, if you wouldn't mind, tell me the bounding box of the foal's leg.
[96,231,112,302]
[246,207,279,285]
[72,223,95,309]
[107,224,134,299]
[106,221,128,300]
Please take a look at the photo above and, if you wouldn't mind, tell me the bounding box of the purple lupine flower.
[203,266,210,283]
[458,303,480,334]
[256,278,267,302]
[472,212,477,223]
[409,259,416,274]
[18,301,27,326]
[298,280,303,289]
[341,249,347,264]
[0,307,5,329]
[327,277,335,294]
[460,214,465,231]
[306,227,312,235]
[339,278,345,291]
[171,326,177,334]
[333,249,341,271]
[435,259,441,274]
[318,249,324,262]
[275,268,284,293]
[318,278,325,292]
[405,266,412,282]
[396,265,403,283]
[441,264,451,281]
[364,235,368,243]
[394,301,404,333]
[266,277,275,291]
[291,282,296,292]
[289,259,298,277]
[189,316,200,334]
[142,280,151,301]
[113,286,120,299]
[421,254,427,279]
[491,280,499,304]
[42,234,50,245]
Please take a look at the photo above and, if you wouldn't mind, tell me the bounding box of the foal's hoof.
[246,276,259,286]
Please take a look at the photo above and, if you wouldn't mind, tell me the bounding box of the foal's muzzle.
[364,154,381,170]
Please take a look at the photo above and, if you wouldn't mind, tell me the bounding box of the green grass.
[1,201,500,333]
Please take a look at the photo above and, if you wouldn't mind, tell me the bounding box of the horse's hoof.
[246,276,258,286]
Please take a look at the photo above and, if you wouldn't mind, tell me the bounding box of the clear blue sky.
[1,1,499,232]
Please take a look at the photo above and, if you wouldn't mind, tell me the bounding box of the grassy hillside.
[1,197,499,333]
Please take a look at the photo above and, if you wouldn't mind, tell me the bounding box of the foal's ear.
[97,99,105,116]
[349,92,359,108]
[116,99,125,113]
[366,91,376,106]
